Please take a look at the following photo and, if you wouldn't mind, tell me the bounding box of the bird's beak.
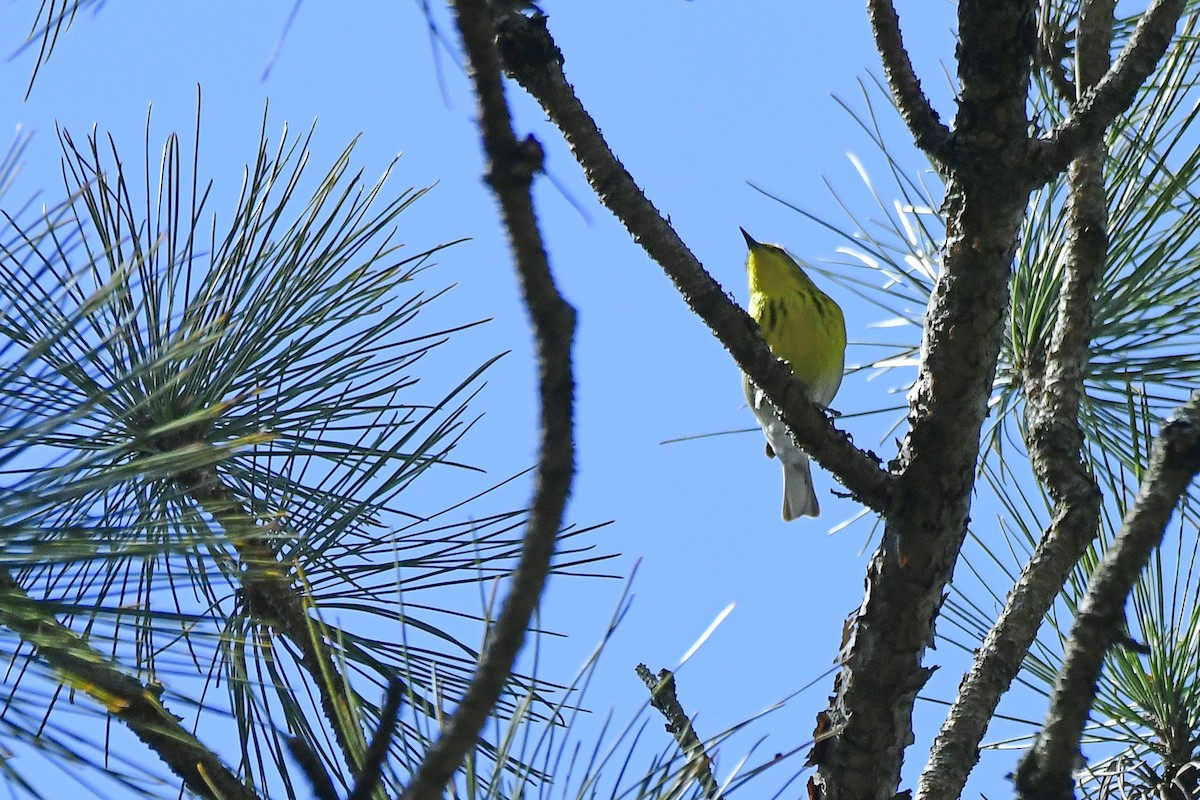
[740,227,758,249]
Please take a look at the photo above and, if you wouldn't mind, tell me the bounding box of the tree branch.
[0,568,257,800]
[1027,0,1185,185]
[637,665,721,800]
[811,3,1040,798]
[399,3,576,798]
[867,0,954,167]
[916,6,1115,796]
[1014,391,1200,800]
[491,9,895,516]
[348,679,406,800]
[178,467,368,775]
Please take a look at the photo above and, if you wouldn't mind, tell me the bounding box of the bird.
[740,228,846,520]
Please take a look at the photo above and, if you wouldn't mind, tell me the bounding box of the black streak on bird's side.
[812,295,829,320]
[766,301,779,330]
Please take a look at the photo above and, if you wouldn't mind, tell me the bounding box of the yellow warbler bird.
[741,228,846,520]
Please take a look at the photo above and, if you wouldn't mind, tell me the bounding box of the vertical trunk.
[810,3,1037,798]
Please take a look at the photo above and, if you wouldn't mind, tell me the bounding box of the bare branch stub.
[637,665,721,800]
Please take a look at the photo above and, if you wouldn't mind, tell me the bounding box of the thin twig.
[1028,0,1186,185]
[492,10,894,516]
[867,0,953,167]
[637,665,722,799]
[1013,391,1200,800]
[0,568,258,800]
[399,3,576,799]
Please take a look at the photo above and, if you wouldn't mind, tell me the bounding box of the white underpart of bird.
[742,374,819,520]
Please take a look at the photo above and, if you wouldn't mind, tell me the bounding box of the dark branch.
[400,3,576,799]
[1027,0,1186,185]
[286,735,340,800]
[867,0,954,166]
[492,10,895,516]
[637,665,721,799]
[1014,391,1200,800]
[348,679,406,800]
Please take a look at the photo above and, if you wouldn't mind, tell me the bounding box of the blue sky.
[0,2,1044,798]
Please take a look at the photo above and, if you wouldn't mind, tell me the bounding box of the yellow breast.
[747,244,846,407]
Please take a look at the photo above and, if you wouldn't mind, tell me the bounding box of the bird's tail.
[781,456,819,520]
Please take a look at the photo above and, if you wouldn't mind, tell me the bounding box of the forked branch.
[916,5,1115,798]
[1014,391,1200,800]
[492,8,894,516]
[1028,0,1185,184]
